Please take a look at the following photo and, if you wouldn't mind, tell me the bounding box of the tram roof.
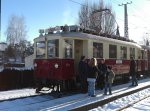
[35,32,142,48]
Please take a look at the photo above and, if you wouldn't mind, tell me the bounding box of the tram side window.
[64,39,73,58]
[93,42,103,58]
[36,41,45,58]
[120,46,127,59]
[109,44,117,58]
[48,39,59,58]
[130,48,135,58]
[141,50,147,59]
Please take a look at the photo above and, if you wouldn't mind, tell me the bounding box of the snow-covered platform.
[0,78,150,111]
[0,88,37,101]
[0,87,53,101]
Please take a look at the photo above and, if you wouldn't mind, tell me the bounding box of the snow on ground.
[0,78,149,111]
[123,96,150,111]
[0,87,53,101]
[0,88,37,101]
[90,88,150,111]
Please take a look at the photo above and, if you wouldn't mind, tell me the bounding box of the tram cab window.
[36,41,45,58]
[48,39,59,58]
[120,46,127,59]
[130,48,135,58]
[93,42,103,58]
[109,44,117,58]
[64,39,73,58]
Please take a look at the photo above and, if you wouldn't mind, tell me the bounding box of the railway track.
[2,87,149,111]
[69,83,150,111]
[116,94,150,111]
[0,86,73,102]
[0,95,54,111]
[0,89,82,105]
[0,90,85,111]
[0,78,150,111]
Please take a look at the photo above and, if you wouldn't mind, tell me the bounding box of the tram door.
[74,40,83,78]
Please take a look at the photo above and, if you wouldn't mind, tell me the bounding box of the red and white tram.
[33,25,150,92]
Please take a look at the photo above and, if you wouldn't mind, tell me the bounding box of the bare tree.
[25,41,34,56]
[4,45,15,61]
[89,0,104,34]
[78,0,116,35]
[5,15,27,62]
[101,5,116,34]
[78,0,89,28]
[5,15,27,45]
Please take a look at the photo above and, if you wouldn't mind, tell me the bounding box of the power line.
[109,0,150,35]
[69,0,119,26]
[0,0,1,40]
[69,0,85,6]
[130,4,150,23]
[69,0,146,34]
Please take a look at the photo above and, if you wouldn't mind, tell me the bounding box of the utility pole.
[0,0,1,41]
[119,1,132,39]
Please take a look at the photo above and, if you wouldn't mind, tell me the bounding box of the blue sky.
[1,0,150,43]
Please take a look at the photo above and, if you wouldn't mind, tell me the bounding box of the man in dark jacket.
[78,56,88,93]
[130,56,138,86]
[97,59,107,90]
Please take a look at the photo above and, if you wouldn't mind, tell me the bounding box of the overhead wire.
[69,0,120,26]
[130,4,149,22]
[69,0,148,31]
[112,0,149,29]
[111,0,150,40]
[118,0,150,25]
[129,3,150,30]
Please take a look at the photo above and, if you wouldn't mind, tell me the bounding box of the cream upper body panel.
[34,32,142,60]
[34,32,141,48]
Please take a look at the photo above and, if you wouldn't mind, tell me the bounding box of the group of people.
[78,56,138,97]
[78,56,115,97]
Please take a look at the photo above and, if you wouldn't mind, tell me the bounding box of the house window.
[109,44,117,58]
[93,42,103,58]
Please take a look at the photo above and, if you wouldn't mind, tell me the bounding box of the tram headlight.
[34,63,37,67]
[54,63,59,69]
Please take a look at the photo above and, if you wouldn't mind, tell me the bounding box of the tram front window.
[36,41,45,58]
[64,39,73,58]
[48,39,59,58]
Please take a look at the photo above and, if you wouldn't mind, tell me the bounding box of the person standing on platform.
[104,66,115,95]
[87,58,99,97]
[97,58,107,90]
[78,56,88,93]
[130,56,138,86]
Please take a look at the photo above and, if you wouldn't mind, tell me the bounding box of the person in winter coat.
[130,56,138,86]
[78,56,88,93]
[97,58,107,90]
[104,66,115,95]
[87,58,99,97]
